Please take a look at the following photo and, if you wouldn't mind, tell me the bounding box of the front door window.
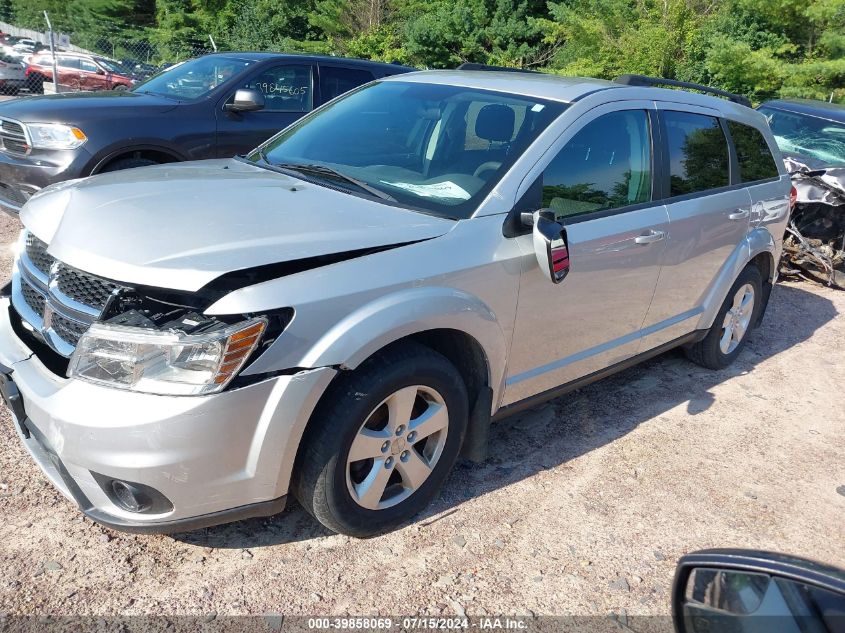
[541,110,652,220]
[244,65,313,112]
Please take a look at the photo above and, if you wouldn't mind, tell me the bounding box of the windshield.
[759,106,845,166]
[249,81,566,219]
[133,56,253,100]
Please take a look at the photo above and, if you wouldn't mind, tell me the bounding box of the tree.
[538,0,701,79]
[217,0,321,52]
[402,0,553,68]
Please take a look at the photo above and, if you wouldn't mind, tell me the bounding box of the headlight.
[26,123,88,150]
[68,318,267,396]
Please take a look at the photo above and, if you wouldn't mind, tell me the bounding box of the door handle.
[634,230,666,245]
[729,209,750,220]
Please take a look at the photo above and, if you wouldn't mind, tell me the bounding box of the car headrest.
[475,104,515,143]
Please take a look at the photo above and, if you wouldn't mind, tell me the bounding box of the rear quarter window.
[727,120,780,182]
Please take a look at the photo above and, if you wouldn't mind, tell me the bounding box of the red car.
[25,52,136,93]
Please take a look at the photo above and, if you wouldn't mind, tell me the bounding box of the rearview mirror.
[673,549,845,633]
[523,210,570,284]
[224,88,265,113]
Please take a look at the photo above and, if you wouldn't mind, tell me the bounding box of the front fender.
[245,286,509,407]
[696,227,776,331]
[310,286,504,366]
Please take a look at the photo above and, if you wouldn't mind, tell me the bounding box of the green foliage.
[538,0,698,79]
[214,0,320,52]
[402,0,552,68]
[5,0,844,103]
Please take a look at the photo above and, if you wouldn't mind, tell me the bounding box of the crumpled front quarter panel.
[208,215,521,407]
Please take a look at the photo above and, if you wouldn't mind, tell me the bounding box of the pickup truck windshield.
[250,81,566,219]
[759,106,845,166]
[133,56,253,100]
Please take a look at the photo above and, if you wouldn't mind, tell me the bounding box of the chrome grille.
[0,117,29,155]
[20,282,46,318]
[11,231,128,357]
[55,266,120,310]
[25,233,54,276]
[1,120,24,135]
[50,313,89,346]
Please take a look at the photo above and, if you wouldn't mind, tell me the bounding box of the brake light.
[789,185,797,213]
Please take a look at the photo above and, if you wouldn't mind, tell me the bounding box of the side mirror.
[96,69,105,75]
[224,88,265,113]
[523,210,570,284]
[673,549,845,633]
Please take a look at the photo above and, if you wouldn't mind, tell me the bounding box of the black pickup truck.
[0,52,413,215]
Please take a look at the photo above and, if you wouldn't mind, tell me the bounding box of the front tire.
[686,264,763,370]
[293,341,469,537]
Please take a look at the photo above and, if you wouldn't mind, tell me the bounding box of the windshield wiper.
[272,162,396,202]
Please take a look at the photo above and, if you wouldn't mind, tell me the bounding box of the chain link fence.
[0,14,215,94]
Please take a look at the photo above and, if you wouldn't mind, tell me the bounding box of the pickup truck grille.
[0,117,29,155]
[11,232,127,357]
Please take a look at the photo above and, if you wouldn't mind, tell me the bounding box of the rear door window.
[58,56,80,70]
[541,109,653,219]
[319,66,374,102]
[663,111,730,197]
[727,120,780,182]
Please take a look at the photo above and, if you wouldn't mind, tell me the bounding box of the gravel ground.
[0,209,843,619]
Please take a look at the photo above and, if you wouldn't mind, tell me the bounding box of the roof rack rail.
[614,74,752,108]
[456,63,541,74]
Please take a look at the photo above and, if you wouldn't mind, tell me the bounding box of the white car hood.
[22,159,455,292]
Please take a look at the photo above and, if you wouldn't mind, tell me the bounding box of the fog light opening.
[111,480,152,513]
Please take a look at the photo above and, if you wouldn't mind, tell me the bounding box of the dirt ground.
[0,209,843,620]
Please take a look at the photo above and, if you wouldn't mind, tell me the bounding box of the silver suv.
[0,71,790,537]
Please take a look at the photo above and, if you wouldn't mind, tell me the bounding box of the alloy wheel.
[346,385,449,510]
[719,283,755,354]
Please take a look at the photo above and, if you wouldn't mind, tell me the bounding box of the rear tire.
[685,264,763,370]
[101,157,159,172]
[293,341,469,537]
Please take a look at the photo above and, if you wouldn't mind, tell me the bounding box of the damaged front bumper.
[781,156,845,289]
[0,298,336,533]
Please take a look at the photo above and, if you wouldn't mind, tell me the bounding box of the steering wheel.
[473,161,502,179]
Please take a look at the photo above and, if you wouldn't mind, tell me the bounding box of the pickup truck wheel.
[685,264,763,370]
[293,341,468,537]
[101,157,159,172]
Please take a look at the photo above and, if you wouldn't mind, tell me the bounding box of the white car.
[0,70,791,536]
[0,51,25,94]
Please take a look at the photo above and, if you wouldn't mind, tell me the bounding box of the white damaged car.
[0,71,790,536]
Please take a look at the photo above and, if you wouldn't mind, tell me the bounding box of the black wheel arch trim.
[86,143,188,175]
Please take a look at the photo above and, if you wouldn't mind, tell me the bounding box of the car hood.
[21,159,455,293]
[0,90,177,121]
